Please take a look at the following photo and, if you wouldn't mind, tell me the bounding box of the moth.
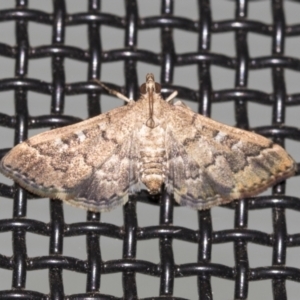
[0,74,297,212]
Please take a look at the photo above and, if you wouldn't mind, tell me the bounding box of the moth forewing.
[0,73,297,212]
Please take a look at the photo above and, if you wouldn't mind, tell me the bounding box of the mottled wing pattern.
[165,101,297,210]
[72,133,140,211]
[0,101,144,212]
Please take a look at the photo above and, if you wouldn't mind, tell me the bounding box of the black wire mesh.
[0,1,299,299]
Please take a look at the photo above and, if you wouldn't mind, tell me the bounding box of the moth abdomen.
[142,174,164,195]
[139,149,166,194]
[142,163,163,172]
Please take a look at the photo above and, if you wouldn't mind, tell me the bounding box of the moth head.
[140,73,161,95]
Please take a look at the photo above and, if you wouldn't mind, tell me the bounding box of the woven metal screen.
[0,1,299,299]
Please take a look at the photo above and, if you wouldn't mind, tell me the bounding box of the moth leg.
[165,91,178,102]
[94,79,133,103]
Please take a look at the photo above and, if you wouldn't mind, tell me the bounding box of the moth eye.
[155,83,161,93]
[140,83,147,94]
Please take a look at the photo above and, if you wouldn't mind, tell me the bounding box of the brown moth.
[0,74,297,212]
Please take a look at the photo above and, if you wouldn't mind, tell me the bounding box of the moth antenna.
[93,79,133,103]
[165,90,178,102]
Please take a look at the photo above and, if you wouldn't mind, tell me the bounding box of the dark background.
[0,1,299,299]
